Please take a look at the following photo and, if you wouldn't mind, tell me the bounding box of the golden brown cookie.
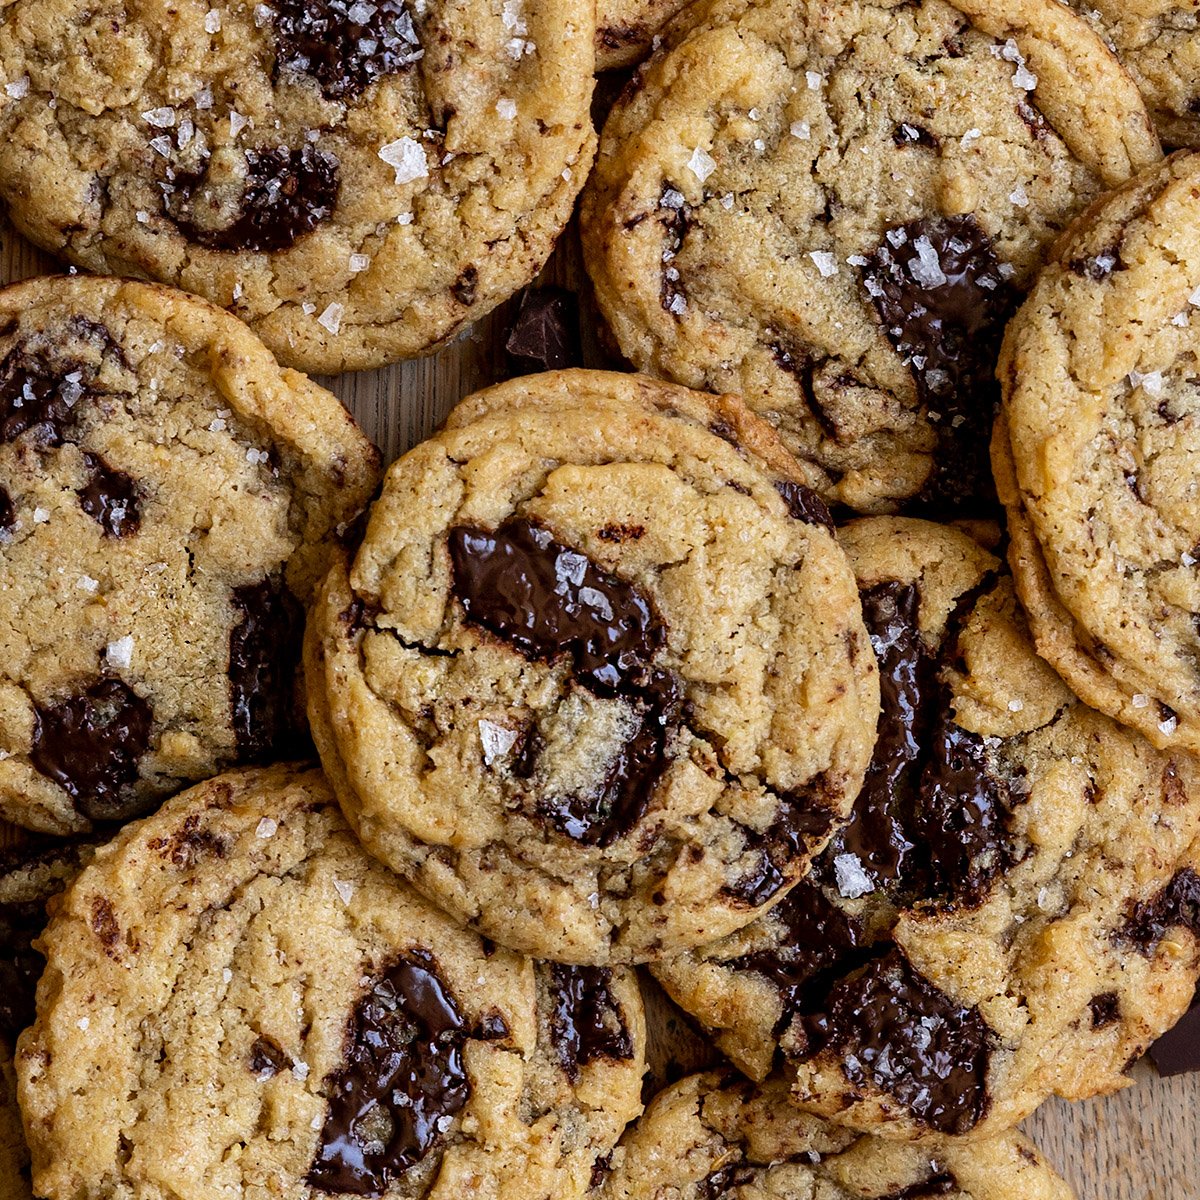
[654,519,1200,1141]
[306,369,879,964]
[17,765,646,1200]
[0,276,379,835]
[0,1,596,372]
[581,0,1160,513]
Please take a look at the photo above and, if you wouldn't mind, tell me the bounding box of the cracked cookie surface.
[305,369,879,965]
[591,1072,1074,1199]
[0,0,596,373]
[997,150,1200,757]
[580,0,1160,513]
[17,764,646,1200]
[0,276,379,835]
[0,839,95,1200]
[653,519,1200,1141]
[1066,2,1200,148]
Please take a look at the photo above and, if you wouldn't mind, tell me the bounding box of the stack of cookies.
[0,1,1199,1198]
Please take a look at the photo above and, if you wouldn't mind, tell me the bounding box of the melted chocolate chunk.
[0,348,91,447]
[505,287,582,374]
[1119,868,1200,955]
[448,520,684,845]
[547,964,634,1082]
[229,579,304,762]
[659,185,690,316]
[700,1162,755,1198]
[307,952,471,1195]
[0,485,13,534]
[272,0,422,100]
[1089,992,1120,1029]
[732,877,867,1030]
[861,214,1017,511]
[774,480,835,531]
[799,948,991,1135]
[1150,986,1200,1077]
[167,144,340,253]
[30,680,154,822]
[825,578,1009,906]
[78,452,141,538]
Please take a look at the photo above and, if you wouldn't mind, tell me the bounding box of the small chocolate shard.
[860,214,1017,511]
[892,123,940,149]
[448,520,684,846]
[167,144,340,253]
[271,0,423,100]
[799,948,991,1135]
[505,287,582,373]
[228,578,305,763]
[306,952,472,1195]
[78,452,141,538]
[700,1161,755,1198]
[451,267,478,307]
[882,1174,959,1200]
[30,679,154,822]
[547,963,634,1082]
[0,485,13,535]
[774,480,835,531]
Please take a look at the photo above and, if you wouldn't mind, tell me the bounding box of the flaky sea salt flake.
[317,302,344,334]
[686,146,716,183]
[379,136,428,185]
[105,636,134,669]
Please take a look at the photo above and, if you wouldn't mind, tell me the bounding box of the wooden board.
[1,209,1196,1200]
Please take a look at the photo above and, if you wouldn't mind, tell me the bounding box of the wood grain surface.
[1,203,1196,1200]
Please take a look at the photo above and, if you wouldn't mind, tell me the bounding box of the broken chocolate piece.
[774,480,835,531]
[1119,868,1200,955]
[1149,987,1200,1077]
[505,287,582,374]
[78,452,141,538]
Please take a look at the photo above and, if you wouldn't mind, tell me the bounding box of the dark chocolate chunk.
[1149,987,1200,1077]
[700,1161,755,1199]
[1119,868,1200,955]
[228,578,305,762]
[451,267,478,307]
[167,144,340,253]
[30,679,154,822]
[799,948,991,1135]
[78,452,141,538]
[861,214,1017,511]
[249,1035,292,1078]
[1089,992,1121,1029]
[0,896,48,1038]
[307,951,471,1195]
[659,185,690,316]
[546,963,634,1082]
[505,287,582,373]
[448,520,683,845]
[0,485,13,535]
[0,348,91,447]
[825,577,1009,907]
[732,877,867,1031]
[590,1152,614,1190]
[271,0,422,100]
[774,479,834,531]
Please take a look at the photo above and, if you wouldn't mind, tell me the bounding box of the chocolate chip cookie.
[305,369,879,964]
[580,0,1161,513]
[996,151,1200,757]
[0,839,95,1200]
[593,1072,1074,1199]
[0,1,596,373]
[0,276,379,835]
[653,519,1200,1140]
[596,0,687,71]
[17,764,646,1199]
[1066,3,1200,148]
